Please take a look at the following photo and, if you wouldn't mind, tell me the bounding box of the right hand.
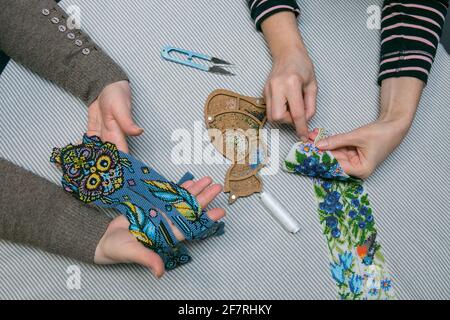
[261,11,318,141]
[265,49,318,141]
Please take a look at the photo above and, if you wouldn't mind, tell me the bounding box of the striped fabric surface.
[0,0,449,300]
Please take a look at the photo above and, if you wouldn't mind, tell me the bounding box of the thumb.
[316,132,359,151]
[114,106,144,137]
[125,241,165,278]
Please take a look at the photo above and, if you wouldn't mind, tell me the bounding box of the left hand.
[94,177,226,278]
[314,119,412,179]
[314,77,424,179]
[87,80,144,153]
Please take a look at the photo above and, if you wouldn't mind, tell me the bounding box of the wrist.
[272,43,310,64]
[378,77,424,128]
[94,222,113,265]
[261,12,308,61]
[94,236,107,264]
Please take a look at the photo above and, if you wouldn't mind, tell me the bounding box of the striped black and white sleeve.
[248,0,301,31]
[379,0,449,85]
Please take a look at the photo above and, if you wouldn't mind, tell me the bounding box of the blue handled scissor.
[161,46,234,76]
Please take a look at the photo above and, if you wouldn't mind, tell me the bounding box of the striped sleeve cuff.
[248,0,301,31]
[378,0,449,85]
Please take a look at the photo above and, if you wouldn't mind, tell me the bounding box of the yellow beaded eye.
[86,173,101,190]
[96,155,112,172]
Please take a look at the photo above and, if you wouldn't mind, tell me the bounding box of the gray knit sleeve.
[0,159,112,263]
[0,0,128,105]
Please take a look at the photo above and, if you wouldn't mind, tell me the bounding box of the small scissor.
[161,46,235,76]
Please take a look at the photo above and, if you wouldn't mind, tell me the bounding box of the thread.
[260,191,300,234]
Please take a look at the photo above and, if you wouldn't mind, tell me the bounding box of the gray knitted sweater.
[0,0,129,262]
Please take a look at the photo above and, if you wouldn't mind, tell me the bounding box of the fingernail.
[151,269,161,278]
[316,140,327,149]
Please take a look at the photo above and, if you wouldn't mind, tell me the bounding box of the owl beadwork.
[50,135,132,203]
[50,134,225,270]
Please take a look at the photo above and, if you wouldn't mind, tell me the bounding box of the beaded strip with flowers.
[284,129,395,300]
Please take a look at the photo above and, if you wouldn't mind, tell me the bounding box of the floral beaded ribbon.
[283,129,395,300]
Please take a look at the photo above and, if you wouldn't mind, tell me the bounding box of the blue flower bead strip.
[50,134,225,270]
[284,129,395,300]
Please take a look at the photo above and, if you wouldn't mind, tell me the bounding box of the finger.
[162,215,185,242]
[196,184,223,208]
[308,129,319,142]
[339,161,366,180]
[264,86,273,122]
[206,208,226,221]
[87,103,103,137]
[335,159,353,175]
[270,84,288,122]
[101,122,130,153]
[270,90,289,123]
[287,90,308,141]
[316,132,360,151]
[278,111,294,124]
[181,180,195,190]
[183,176,213,196]
[304,83,318,121]
[124,241,165,278]
[113,106,144,137]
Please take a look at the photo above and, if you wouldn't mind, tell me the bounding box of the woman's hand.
[315,77,424,179]
[87,81,144,153]
[313,120,411,179]
[262,12,318,141]
[94,177,226,278]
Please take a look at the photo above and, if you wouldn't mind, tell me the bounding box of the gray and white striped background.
[0,0,449,300]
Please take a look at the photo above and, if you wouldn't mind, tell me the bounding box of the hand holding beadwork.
[51,135,226,277]
[94,177,225,278]
[87,81,144,153]
[315,78,424,179]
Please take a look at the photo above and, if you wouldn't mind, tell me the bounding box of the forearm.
[0,159,111,263]
[379,77,424,129]
[0,0,128,105]
[261,11,308,61]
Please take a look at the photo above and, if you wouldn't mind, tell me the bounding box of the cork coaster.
[205,90,267,204]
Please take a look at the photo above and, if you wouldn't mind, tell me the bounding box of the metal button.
[75,39,83,47]
[58,25,67,32]
[82,48,90,55]
[42,9,50,16]
[67,33,75,40]
[51,17,60,24]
